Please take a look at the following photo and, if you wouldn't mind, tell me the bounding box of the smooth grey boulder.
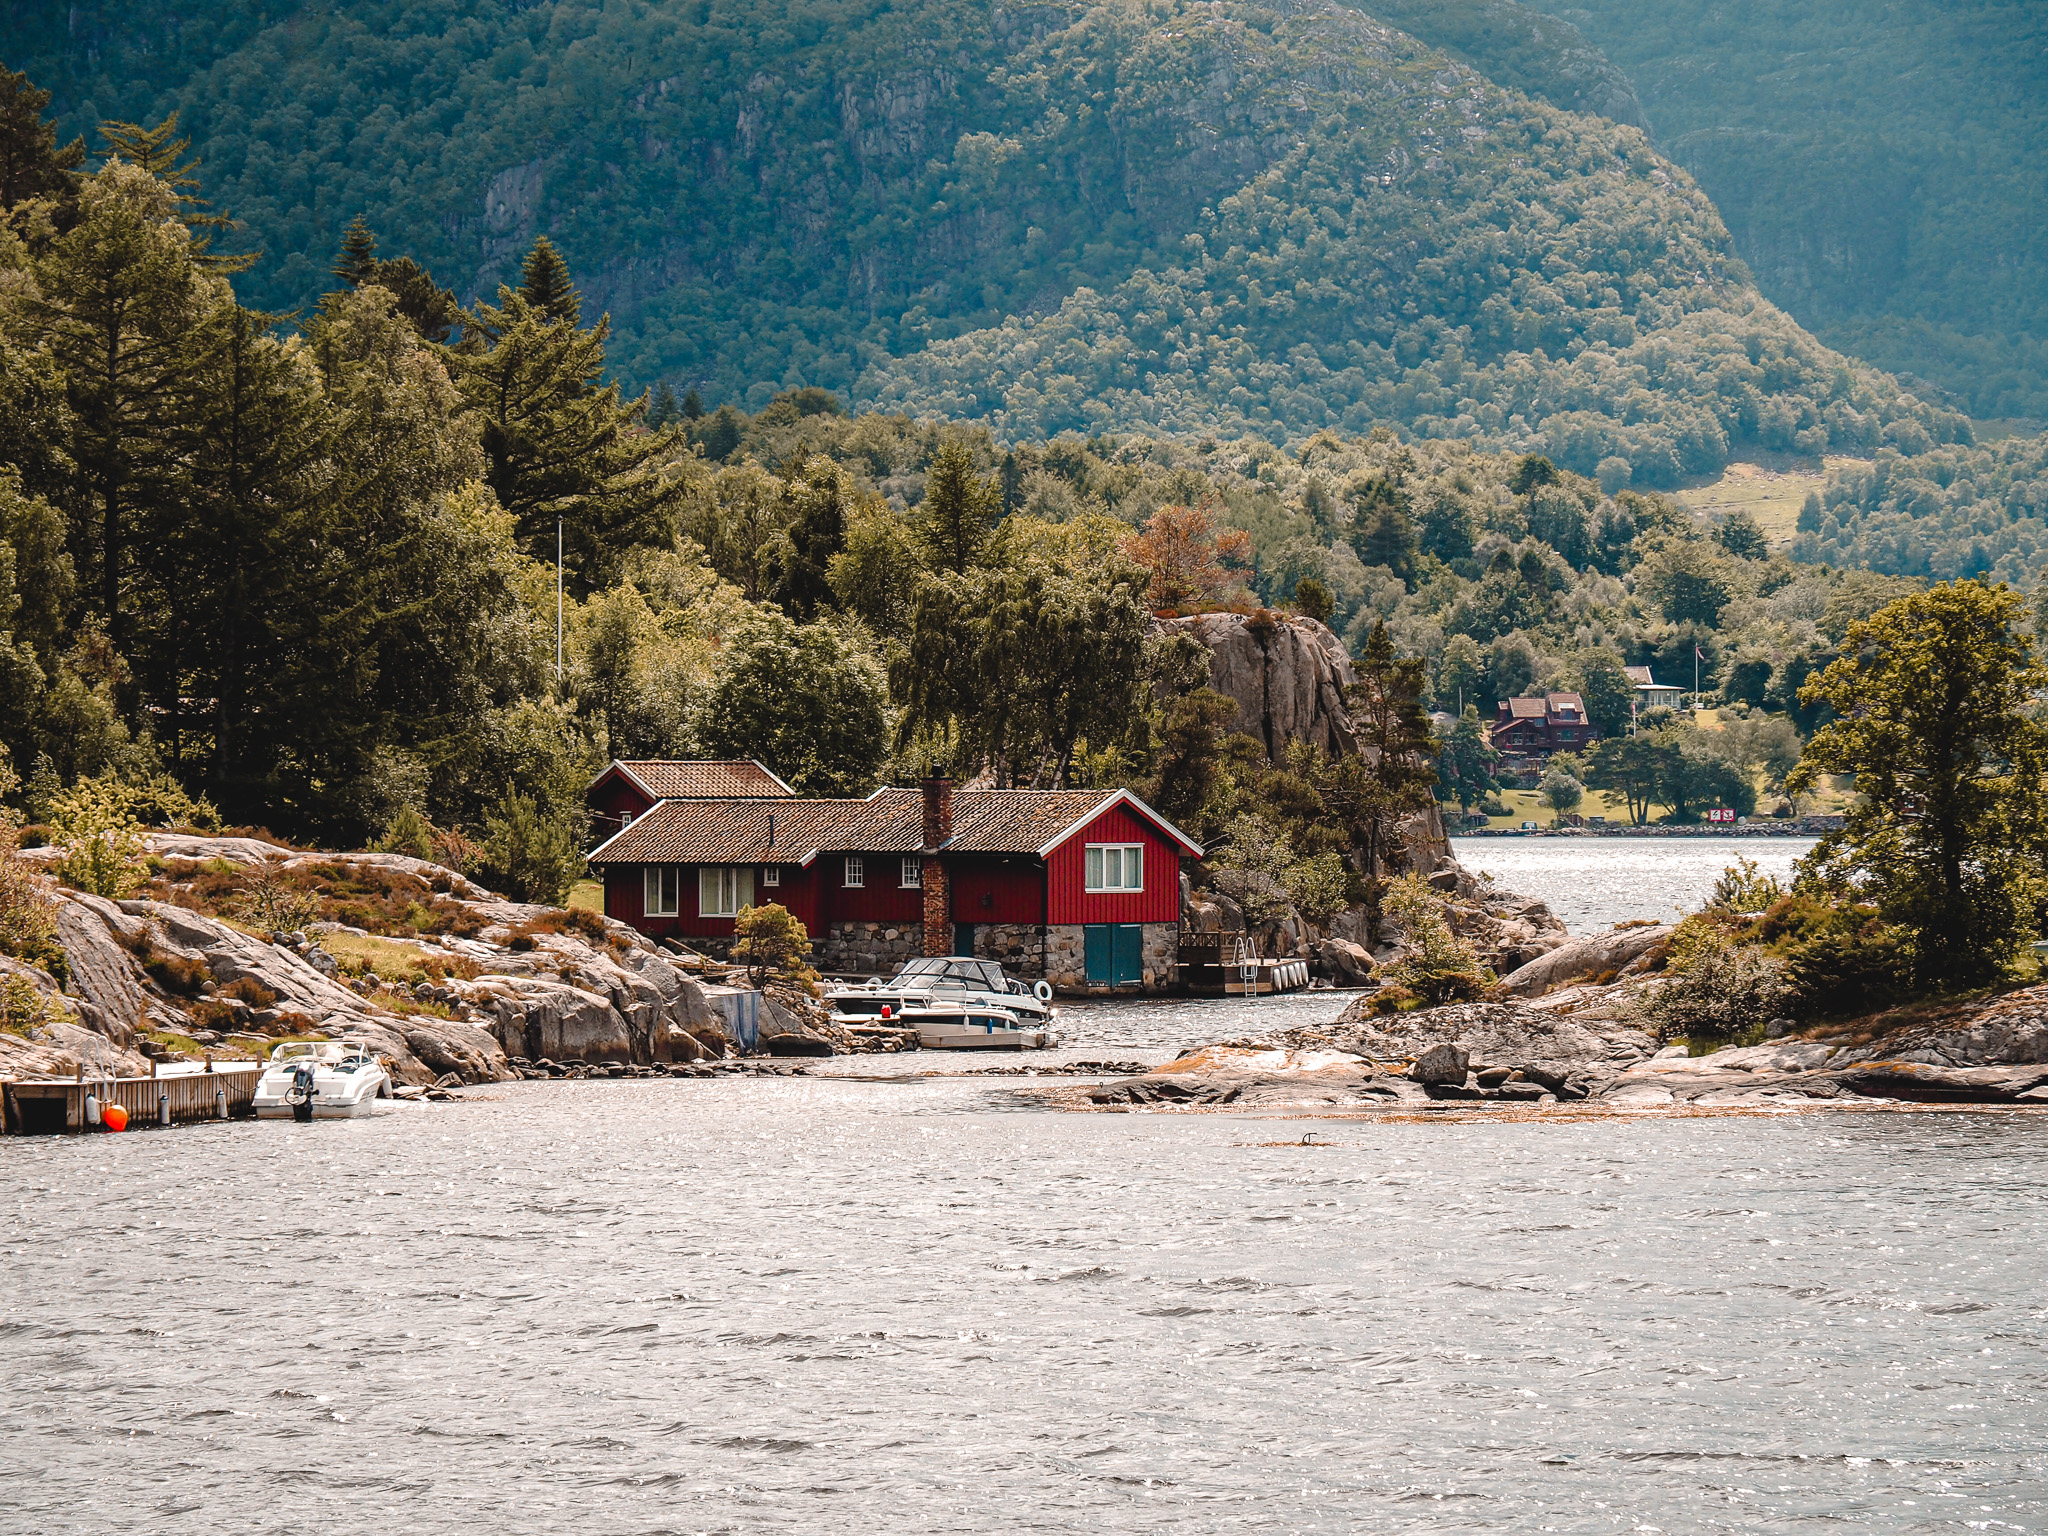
[1496,924,1672,999]
[54,895,146,1045]
[1410,1042,1470,1085]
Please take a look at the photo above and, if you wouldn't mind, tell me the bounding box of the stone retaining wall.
[817,921,923,976]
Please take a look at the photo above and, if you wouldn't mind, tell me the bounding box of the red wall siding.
[588,773,654,825]
[817,852,925,923]
[1045,804,1185,925]
[603,863,813,940]
[949,857,1046,924]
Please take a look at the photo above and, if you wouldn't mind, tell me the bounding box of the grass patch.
[145,857,486,940]
[567,879,603,913]
[1670,454,1868,546]
[323,930,480,983]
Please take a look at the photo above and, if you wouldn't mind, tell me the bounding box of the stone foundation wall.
[967,923,1046,974]
[1044,922,1179,994]
[817,921,923,976]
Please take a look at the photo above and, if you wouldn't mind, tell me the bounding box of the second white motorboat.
[827,955,1060,1049]
[253,1040,393,1120]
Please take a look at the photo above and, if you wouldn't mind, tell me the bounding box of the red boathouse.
[584,771,1202,991]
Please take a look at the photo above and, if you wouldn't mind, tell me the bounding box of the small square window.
[1084,843,1144,892]
[761,866,781,888]
[844,856,864,888]
[901,856,922,889]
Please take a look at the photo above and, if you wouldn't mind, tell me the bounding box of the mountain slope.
[1531,0,2048,422]
[9,0,1968,480]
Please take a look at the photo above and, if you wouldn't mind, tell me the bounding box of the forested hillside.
[6,0,1968,485]
[1539,0,2048,422]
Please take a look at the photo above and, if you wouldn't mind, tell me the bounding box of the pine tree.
[332,215,377,286]
[768,451,851,620]
[453,272,685,591]
[0,65,85,213]
[96,113,245,266]
[918,441,1000,575]
[1351,476,1417,582]
[32,161,228,641]
[518,236,581,325]
[647,381,679,428]
[681,387,704,421]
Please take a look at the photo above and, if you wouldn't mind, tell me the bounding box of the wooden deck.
[2,1064,263,1135]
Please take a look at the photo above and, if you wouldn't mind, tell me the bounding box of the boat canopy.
[894,956,1014,992]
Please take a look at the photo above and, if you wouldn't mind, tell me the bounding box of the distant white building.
[1624,665,1685,710]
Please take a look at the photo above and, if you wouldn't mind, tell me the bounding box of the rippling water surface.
[5,1057,2045,1534]
[1450,836,1818,933]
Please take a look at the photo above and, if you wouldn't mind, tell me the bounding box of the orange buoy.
[101,1103,130,1132]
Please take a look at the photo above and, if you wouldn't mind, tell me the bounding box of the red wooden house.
[584,774,1202,991]
[1489,692,1597,762]
[585,758,793,841]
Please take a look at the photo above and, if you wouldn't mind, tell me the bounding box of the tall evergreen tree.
[1351,476,1417,582]
[96,113,243,264]
[681,387,704,421]
[647,381,679,428]
[329,219,460,343]
[918,440,1000,575]
[454,247,685,591]
[331,215,378,286]
[32,161,228,642]
[0,65,84,213]
[518,235,581,325]
[768,451,852,621]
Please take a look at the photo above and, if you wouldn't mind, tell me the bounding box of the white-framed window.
[619,808,635,826]
[698,866,753,917]
[1084,843,1144,893]
[844,856,864,888]
[901,856,922,889]
[761,866,781,888]
[643,866,679,917]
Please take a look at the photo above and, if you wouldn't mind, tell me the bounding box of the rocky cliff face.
[1165,610,1454,882]
[1165,611,1360,762]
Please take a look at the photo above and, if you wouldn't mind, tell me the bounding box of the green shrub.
[1380,873,1494,1003]
[1708,856,1785,913]
[49,774,149,899]
[477,794,586,906]
[1629,930,1793,1046]
[731,902,817,990]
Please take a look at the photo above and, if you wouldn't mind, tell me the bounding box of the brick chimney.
[920,765,953,956]
[920,764,954,850]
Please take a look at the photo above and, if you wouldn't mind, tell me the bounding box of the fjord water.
[1450,836,1819,934]
[4,1067,2045,1534]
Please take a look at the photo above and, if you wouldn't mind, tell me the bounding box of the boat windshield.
[895,956,1010,992]
[269,1041,344,1064]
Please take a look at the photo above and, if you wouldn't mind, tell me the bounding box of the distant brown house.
[1490,693,1598,759]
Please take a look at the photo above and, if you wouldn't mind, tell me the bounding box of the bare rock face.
[1496,924,1673,999]
[53,895,147,1046]
[1164,611,1360,762]
[1302,1000,1658,1098]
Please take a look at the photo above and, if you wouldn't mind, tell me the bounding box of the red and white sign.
[1706,807,1737,823]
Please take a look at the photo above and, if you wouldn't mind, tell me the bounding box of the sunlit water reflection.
[4,1063,2043,1534]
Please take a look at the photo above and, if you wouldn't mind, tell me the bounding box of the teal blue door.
[1083,924,1143,986]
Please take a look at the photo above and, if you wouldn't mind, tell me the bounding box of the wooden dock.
[2,1064,263,1135]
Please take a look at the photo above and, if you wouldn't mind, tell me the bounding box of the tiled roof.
[607,760,794,798]
[1544,692,1586,717]
[590,788,1201,865]
[1505,697,1548,718]
[944,790,1119,852]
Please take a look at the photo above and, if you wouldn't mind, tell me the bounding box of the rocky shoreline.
[1084,976,2048,1112]
[2,834,852,1091]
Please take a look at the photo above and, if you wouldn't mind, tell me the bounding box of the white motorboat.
[827,955,1060,1049]
[253,1040,393,1119]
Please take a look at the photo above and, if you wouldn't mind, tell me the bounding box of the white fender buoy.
[1033,980,1054,1003]
[84,1092,100,1126]
[215,1089,228,1120]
